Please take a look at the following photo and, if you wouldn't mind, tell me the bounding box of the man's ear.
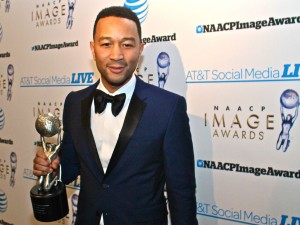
[90,41,95,60]
[139,43,144,55]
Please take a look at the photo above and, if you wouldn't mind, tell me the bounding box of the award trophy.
[157,52,170,89]
[30,113,69,222]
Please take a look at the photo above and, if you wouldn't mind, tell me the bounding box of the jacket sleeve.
[163,96,198,225]
[60,92,81,184]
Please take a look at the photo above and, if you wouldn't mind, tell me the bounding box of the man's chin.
[106,77,132,91]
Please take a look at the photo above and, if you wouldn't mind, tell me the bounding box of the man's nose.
[110,45,124,60]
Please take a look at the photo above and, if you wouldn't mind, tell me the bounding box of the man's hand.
[33,149,60,176]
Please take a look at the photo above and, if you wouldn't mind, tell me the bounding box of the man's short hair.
[93,6,142,41]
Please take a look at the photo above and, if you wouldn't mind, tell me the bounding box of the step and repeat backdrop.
[0,0,300,224]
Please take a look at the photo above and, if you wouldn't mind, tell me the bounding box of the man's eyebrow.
[97,36,111,41]
[121,37,137,42]
[97,36,137,42]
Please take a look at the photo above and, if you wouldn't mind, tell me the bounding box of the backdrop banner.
[0,0,299,224]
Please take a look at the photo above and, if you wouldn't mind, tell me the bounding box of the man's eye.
[123,43,134,48]
[101,43,111,47]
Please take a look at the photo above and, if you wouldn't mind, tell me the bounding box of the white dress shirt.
[90,75,136,225]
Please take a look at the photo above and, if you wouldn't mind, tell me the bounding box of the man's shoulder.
[135,76,183,101]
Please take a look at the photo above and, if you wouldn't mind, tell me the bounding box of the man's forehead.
[95,17,139,37]
[97,16,135,25]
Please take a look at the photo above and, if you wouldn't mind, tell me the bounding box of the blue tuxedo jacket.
[60,76,198,225]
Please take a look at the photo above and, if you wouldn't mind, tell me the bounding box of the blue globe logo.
[124,0,149,23]
[197,160,204,168]
[0,190,8,213]
[0,107,4,130]
[196,25,204,34]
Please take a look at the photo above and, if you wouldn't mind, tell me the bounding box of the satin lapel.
[81,80,104,176]
[105,93,146,177]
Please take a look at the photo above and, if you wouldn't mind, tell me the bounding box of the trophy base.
[30,182,69,222]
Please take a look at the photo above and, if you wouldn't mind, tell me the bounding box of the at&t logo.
[0,190,7,213]
[0,24,3,43]
[0,107,4,130]
[124,0,149,23]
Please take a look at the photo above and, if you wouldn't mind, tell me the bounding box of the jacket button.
[102,183,110,189]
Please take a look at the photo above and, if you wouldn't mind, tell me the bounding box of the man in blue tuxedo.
[33,6,198,225]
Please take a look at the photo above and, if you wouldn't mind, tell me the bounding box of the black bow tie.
[94,89,126,116]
